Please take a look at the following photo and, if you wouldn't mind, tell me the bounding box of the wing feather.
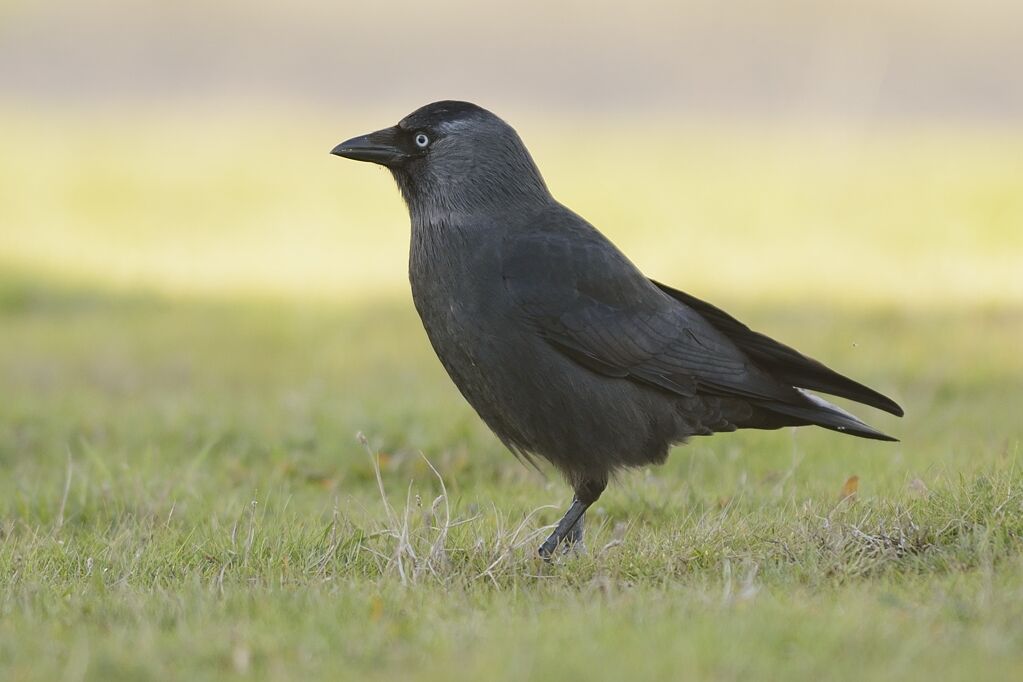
[501,224,799,405]
[652,281,904,416]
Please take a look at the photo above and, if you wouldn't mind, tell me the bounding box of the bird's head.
[331,101,550,218]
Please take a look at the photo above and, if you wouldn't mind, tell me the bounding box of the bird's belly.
[408,242,692,478]
[412,287,685,475]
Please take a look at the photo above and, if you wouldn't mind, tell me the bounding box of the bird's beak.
[330,126,407,166]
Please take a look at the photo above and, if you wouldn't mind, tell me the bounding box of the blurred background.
[3,4,1023,677]
[2,0,1022,488]
[1,0,1021,305]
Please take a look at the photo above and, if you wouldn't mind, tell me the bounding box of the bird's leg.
[564,513,584,548]
[538,497,588,559]
[538,478,606,560]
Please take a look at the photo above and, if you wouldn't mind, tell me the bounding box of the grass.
[1,109,1022,680]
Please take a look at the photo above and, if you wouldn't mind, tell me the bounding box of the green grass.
[1,274,1021,681]
[1,111,1022,680]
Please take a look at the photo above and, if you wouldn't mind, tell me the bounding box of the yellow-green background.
[1,2,1022,680]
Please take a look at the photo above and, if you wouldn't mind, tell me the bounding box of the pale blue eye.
[415,133,430,148]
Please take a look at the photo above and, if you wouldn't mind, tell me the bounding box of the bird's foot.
[538,500,588,561]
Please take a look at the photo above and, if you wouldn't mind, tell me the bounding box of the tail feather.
[760,389,898,442]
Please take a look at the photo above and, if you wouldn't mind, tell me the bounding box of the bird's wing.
[500,216,800,405]
[651,281,904,416]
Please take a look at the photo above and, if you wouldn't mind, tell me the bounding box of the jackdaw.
[331,101,903,558]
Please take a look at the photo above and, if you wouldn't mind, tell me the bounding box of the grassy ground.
[1,111,1022,680]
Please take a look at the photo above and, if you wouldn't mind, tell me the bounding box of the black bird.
[331,101,903,558]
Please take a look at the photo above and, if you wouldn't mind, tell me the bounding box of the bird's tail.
[760,389,898,442]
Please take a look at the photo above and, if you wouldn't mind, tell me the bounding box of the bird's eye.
[414,133,430,148]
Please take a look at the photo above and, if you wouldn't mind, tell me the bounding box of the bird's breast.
[409,221,502,307]
[408,222,526,382]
